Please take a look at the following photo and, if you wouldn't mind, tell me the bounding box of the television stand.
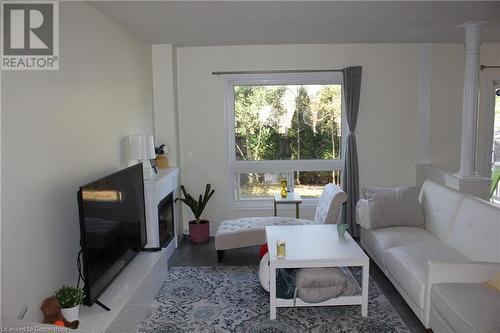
[95,300,111,311]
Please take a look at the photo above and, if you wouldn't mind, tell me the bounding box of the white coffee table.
[265,224,369,319]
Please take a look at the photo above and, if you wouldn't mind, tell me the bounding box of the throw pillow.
[259,244,268,258]
[362,186,425,229]
[295,267,360,303]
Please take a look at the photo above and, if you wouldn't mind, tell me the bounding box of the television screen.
[78,163,147,305]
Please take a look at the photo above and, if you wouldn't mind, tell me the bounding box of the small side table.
[273,192,303,218]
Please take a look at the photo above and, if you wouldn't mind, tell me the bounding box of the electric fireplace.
[158,192,174,247]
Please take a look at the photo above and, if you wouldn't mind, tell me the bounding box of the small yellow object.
[277,240,286,258]
[155,154,169,169]
[280,179,288,198]
[484,272,500,292]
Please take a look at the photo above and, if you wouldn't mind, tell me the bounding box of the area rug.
[133,266,410,333]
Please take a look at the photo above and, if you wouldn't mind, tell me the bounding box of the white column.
[416,43,432,165]
[421,22,490,199]
[457,22,482,176]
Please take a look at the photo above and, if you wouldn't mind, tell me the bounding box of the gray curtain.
[341,66,362,237]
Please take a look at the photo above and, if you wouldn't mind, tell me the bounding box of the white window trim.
[224,72,346,209]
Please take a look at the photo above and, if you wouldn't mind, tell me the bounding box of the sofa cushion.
[215,217,315,250]
[384,243,468,308]
[362,227,438,266]
[363,186,424,229]
[419,180,464,243]
[431,283,500,333]
[446,195,500,262]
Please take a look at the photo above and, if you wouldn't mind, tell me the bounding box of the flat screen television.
[77,163,147,306]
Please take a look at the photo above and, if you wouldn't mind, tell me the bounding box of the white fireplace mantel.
[144,167,180,254]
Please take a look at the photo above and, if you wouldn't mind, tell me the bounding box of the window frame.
[224,72,346,208]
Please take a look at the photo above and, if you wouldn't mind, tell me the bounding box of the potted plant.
[175,184,215,244]
[55,285,84,322]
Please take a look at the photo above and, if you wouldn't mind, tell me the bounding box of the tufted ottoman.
[214,184,348,262]
[215,217,315,261]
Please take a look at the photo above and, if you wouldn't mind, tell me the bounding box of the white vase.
[61,305,79,322]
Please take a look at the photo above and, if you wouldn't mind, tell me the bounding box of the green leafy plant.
[55,285,84,308]
[175,184,215,223]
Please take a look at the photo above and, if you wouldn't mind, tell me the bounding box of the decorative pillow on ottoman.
[295,267,360,303]
[362,186,425,229]
[259,244,269,258]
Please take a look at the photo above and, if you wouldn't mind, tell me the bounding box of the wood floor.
[169,237,425,333]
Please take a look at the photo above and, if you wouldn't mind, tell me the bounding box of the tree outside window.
[229,76,343,201]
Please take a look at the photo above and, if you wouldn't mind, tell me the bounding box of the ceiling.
[89,1,500,46]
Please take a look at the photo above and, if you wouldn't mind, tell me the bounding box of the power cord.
[76,250,85,289]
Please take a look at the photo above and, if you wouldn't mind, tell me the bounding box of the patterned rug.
[135,266,409,333]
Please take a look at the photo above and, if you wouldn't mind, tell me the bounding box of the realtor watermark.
[1,1,59,70]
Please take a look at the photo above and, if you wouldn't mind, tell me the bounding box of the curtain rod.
[480,65,500,70]
[212,69,343,76]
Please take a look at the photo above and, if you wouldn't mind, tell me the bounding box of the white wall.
[428,43,500,173]
[428,44,464,171]
[152,44,180,167]
[152,44,183,237]
[1,2,153,321]
[176,44,418,234]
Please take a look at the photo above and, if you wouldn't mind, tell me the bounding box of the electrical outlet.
[17,306,28,320]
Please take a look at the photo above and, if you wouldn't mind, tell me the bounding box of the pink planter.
[189,220,210,244]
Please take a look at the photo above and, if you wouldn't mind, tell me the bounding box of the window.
[226,73,345,205]
[491,87,500,203]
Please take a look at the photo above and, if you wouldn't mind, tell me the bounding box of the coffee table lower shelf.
[275,295,363,307]
[269,264,368,319]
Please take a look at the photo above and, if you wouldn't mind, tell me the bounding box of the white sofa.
[356,180,500,329]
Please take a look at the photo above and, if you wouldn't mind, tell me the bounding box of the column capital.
[460,22,487,51]
[459,21,489,29]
